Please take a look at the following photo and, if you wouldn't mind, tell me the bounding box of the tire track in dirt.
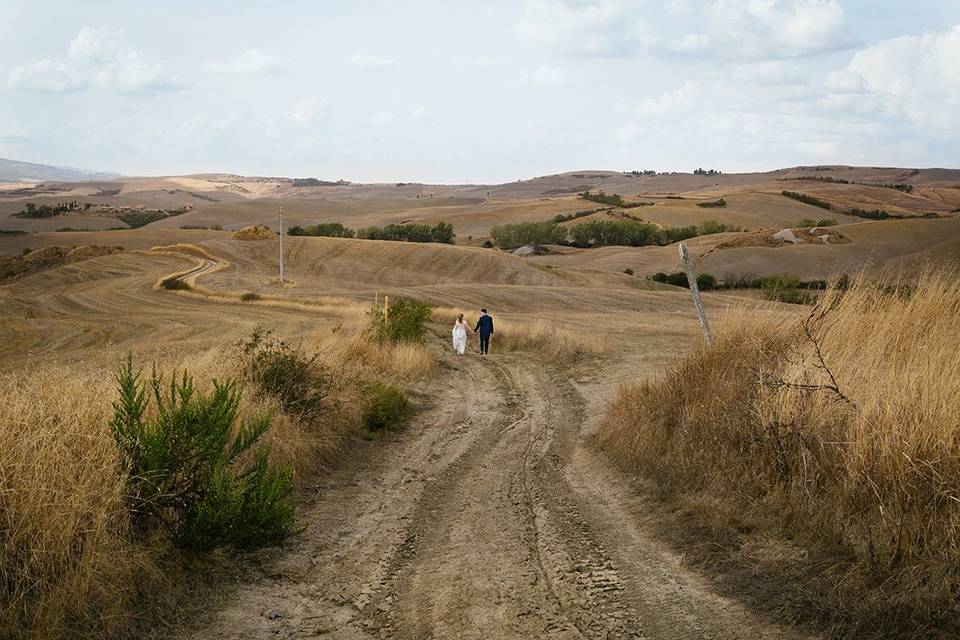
[170,348,816,640]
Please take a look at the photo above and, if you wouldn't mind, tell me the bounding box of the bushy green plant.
[697,273,717,290]
[364,382,410,431]
[367,298,432,343]
[161,277,190,290]
[240,292,260,301]
[623,268,634,275]
[110,356,294,550]
[237,328,328,423]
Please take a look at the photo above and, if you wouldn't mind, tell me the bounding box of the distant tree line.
[14,201,82,218]
[579,191,655,208]
[781,191,832,210]
[693,168,722,176]
[490,218,739,250]
[288,221,455,244]
[291,178,351,187]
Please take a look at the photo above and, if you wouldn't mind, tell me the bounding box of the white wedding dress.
[452,320,468,355]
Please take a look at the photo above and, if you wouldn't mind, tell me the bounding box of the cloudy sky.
[1,1,958,183]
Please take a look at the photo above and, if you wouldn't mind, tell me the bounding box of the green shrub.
[696,198,726,208]
[697,273,717,290]
[364,382,410,431]
[758,274,815,305]
[237,328,328,423]
[0,230,27,236]
[623,268,634,275]
[161,277,190,290]
[240,292,260,302]
[368,298,432,343]
[110,356,294,550]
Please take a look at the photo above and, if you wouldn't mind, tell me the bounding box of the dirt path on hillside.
[170,351,815,640]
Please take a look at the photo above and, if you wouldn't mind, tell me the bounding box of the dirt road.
[172,351,814,640]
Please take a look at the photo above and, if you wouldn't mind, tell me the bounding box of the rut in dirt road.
[172,352,815,640]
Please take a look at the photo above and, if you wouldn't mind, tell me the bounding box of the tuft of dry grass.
[0,369,162,638]
[433,307,610,363]
[0,310,432,638]
[597,268,960,635]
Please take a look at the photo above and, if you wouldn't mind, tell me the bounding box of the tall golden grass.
[598,269,960,634]
[0,316,434,638]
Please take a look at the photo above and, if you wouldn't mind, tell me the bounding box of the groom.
[475,308,494,355]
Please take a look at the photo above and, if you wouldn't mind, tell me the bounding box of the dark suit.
[475,314,494,354]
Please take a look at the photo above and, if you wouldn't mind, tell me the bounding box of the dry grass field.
[1,165,959,639]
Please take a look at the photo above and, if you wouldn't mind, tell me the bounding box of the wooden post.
[679,242,712,344]
[384,295,389,321]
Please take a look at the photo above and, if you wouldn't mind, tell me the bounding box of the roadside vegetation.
[598,270,960,636]
[651,271,827,304]
[491,218,740,250]
[0,294,434,638]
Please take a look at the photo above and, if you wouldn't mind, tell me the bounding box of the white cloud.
[8,60,86,93]
[372,112,395,126]
[516,0,857,60]
[8,25,184,95]
[202,49,280,74]
[532,65,566,85]
[514,0,651,57]
[289,99,327,126]
[839,24,960,130]
[703,0,857,59]
[351,54,394,69]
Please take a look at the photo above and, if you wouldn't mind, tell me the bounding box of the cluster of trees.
[848,208,891,220]
[781,176,850,184]
[357,222,454,243]
[288,221,455,244]
[623,170,658,176]
[579,191,651,208]
[291,178,351,187]
[288,222,355,238]
[651,271,827,304]
[696,198,726,208]
[693,168,722,176]
[782,191,832,210]
[552,208,607,223]
[14,201,82,218]
[490,220,567,248]
[491,218,739,250]
[871,183,914,193]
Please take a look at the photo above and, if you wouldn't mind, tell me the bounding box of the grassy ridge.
[597,270,960,636]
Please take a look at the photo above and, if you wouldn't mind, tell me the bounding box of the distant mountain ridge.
[0,157,121,183]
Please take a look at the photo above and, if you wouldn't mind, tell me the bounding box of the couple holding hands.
[452,308,494,356]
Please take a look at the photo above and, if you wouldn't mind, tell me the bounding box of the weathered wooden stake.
[679,242,712,344]
[384,295,390,321]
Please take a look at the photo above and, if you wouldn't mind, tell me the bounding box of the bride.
[452,313,470,355]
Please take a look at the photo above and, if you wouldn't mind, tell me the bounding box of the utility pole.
[679,242,712,344]
[278,206,284,283]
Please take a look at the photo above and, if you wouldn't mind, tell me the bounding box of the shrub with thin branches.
[598,269,960,634]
